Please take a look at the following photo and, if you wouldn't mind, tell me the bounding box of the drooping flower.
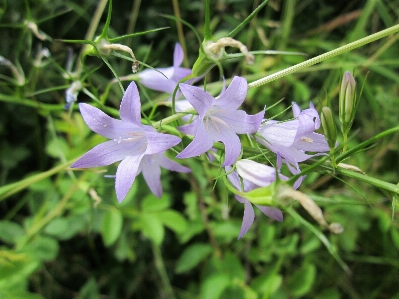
[256,102,330,166]
[71,82,184,202]
[138,43,192,94]
[226,159,284,239]
[176,76,264,166]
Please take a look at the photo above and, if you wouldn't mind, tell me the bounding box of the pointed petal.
[213,109,261,134]
[176,122,214,159]
[120,81,142,124]
[115,154,143,202]
[216,76,247,110]
[270,145,312,163]
[217,129,242,166]
[178,120,199,135]
[71,140,145,168]
[145,132,181,155]
[238,199,255,239]
[179,84,214,116]
[157,154,191,173]
[294,133,329,152]
[236,159,276,187]
[292,102,301,117]
[139,67,176,93]
[173,43,184,68]
[79,103,140,139]
[172,67,192,81]
[255,205,283,222]
[141,155,162,198]
[257,120,298,148]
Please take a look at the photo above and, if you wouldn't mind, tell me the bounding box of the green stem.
[248,23,399,88]
[336,126,399,163]
[335,168,399,195]
[152,243,176,299]
[204,0,212,40]
[286,208,351,274]
[0,159,76,202]
[75,0,109,73]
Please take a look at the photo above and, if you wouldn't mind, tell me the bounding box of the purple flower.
[226,159,284,239]
[256,102,330,165]
[138,152,190,198]
[138,43,192,94]
[176,76,264,166]
[71,82,185,202]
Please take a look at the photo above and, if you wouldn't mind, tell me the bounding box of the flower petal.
[255,205,283,221]
[294,133,329,152]
[216,128,242,166]
[157,155,191,173]
[120,81,142,125]
[236,159,276,187]
[71,140,145,168]
[179,84,214,116]
[178,120,199,135]
[257,120,298,148]
[140,155,163,198]
[173,43,184,68]
[115,154,144,202]
[139,67,176,93]
[176,122,214,159]
[79,103,139,139]
[145,132,181,155]
[238,199,255,239]
[216,76,247,110]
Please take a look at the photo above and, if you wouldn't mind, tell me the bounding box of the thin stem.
[152,243,176,299]
[248,24,399,88]
[172,0,189,68]
[75,0,109,73]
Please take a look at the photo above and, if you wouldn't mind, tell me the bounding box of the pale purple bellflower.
[71,82,187,202]
[176,76,264,166]
[256,102,329,178]
[226,159,284,239]
[138,43,192,94]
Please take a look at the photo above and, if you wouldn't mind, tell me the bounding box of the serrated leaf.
[175,243,212,274]
[157,210,187,234]
[140,213,164,245]
[101,209,123,247]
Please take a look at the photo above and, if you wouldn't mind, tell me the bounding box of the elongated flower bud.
[339,71,357,135]
[321,107,337,150]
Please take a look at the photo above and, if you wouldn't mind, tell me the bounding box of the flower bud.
[321,106,337,150]
[339,71,357,135]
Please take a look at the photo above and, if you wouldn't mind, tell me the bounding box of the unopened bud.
[339,71,357,135]
[321,107,337,150]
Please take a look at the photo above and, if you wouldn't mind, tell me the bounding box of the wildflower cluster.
[71,42,338,238]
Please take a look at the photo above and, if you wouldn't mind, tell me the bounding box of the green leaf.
[200,273,230,299]
[101,208,123,247]
[157,210,187,234]
[251,272,282,297]
[141,193,170,212]
[0,259,40,290]
[140,213,164,245]
[22,236,59,262]
[287,263,316,297]
[0,221,25,244]
[77,277,100,299]
[175,243,213,274]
